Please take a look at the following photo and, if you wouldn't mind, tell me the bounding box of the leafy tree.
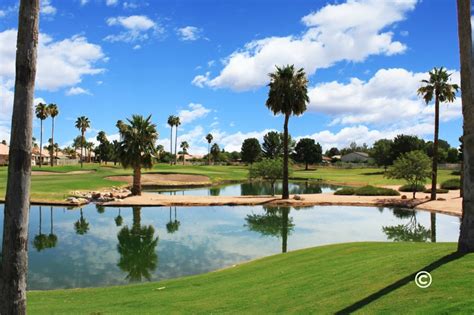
[447,147,460,163]
[418,67,459,200]
[35,102,49,167]
[205,133,213,165]
[180,141,189,165]
[293,138,322,170]
[47,103,59,166]
[266,65,309,199]
[241,138,262,164]
[326,147,340,157]
[390,134,425,162]
[210,143,220,163]
[262,131,283,158]
[117,115,158,195]
[96,131,111,164]
[370,139,394,170]
[387,151,431,199]
[75,116,91,168]
[229,151,241,162]
[383,210,431,242]
[249,158,289,196]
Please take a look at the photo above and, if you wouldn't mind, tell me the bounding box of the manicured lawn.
[28,242,474,314]
[0,164,458,201]
[292,167,457,186]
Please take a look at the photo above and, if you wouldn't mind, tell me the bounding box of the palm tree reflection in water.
[117,207,159,282]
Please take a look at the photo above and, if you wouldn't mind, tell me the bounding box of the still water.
[0,204,460,290]
[152,181,340,196]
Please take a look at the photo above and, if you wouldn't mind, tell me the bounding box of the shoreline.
[103,190,462,217]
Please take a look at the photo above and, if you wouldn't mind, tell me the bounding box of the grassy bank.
[0,164,458,201]
[28,242,473,314]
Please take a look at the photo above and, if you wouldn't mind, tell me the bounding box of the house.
[322,156,332,164]
[0,143,9,165]
[341,152,373,163]
[32,147,51,166]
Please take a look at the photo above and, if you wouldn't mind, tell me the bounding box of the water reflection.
[0,204,460,290]
[245,206,294,253]
[117,207,159,282]
[166,207,180,234]
[382,209,431,242]
[154,181,334,196]
[33,206,57,251]
[74,209,89,235]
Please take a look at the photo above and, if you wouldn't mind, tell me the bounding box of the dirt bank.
[32,170,94,176]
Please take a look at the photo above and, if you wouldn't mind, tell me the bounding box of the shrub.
[451,170,461,176]
[355,185,400,196]
[441,179,461,190]
[423,188,449,194]
[399,184,425,192]
[334,187,355,195]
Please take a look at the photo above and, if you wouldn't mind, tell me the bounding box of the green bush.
[451,170,461,176]
[423,188,449,194]
[441,179,461,190]
[355,185,400,196]
[399,184,425,192]
[334,187,356,195]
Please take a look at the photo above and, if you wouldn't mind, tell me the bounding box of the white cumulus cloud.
[177,26,203,41]
[177,103,211,125]
[193,0,417,91]
[104,15,164,43]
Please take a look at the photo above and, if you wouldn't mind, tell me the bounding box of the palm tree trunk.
[281,208,289,253]
[431,95,440,200]
[174,125,178,165]
[0,1,39,312]
[132,206,141,230]
[39,119,43,167]
[282,114,290,199]
[170,127,173,166]
[50,206,53,235]
[39,206,42,234]
[132,166,142,196]
[208,143,211,165]
[430,212,437,243]
[457,0,474,252]
[80,131,84,168]
[50,117,54,166]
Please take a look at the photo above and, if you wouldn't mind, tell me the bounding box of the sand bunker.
[106,173,211,186]
[32,170,94,176]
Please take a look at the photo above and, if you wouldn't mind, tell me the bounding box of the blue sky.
[0,0,463,154]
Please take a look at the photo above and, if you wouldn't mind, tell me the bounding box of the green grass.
[0,164,458,201]
[292,167,457,186]
[27,242,474,314]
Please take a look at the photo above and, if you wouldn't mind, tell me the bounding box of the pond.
[150,181,341,196]
[0,204,460,290]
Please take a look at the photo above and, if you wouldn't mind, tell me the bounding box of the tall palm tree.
[457,0,474,253]
[167,115,175,165]
[0,2,40,311]
[117,115,158,195]
[205,133,213,165]
[180,141,189,165]
[75,116,90,168]
[35,102,49,168]
[173,116,181,165]
[47,103,58,166]
[265,65,309,199]
[418,67,459,200]
[85,141,94,163]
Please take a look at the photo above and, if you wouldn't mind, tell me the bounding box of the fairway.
[28,242,474,314]
[0,164,459,201]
